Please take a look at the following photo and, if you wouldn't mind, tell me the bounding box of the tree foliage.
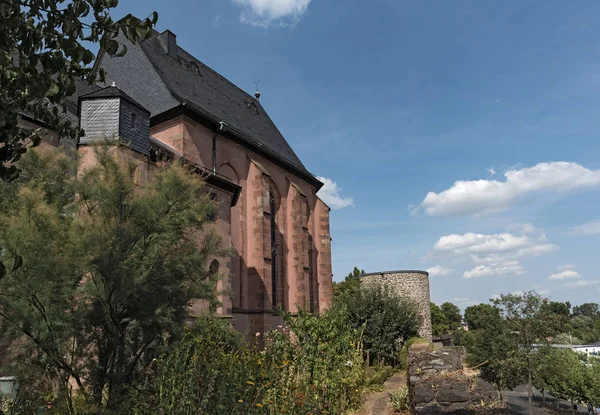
[132,310,367,415]
[336,284,418,365]
[464,303,500,331]
[430,302,448,336]
[332,266,364,298]
[0,0,157,180]
[0,145,223,413]
[441,302,461,332]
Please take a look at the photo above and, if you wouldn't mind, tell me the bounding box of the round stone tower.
[360,270,432,340]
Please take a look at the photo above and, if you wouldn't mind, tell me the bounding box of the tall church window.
[308,235,315,312]
[270,190,278,309]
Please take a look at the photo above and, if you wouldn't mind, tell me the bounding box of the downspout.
[215,121,228,174]
[212,132,217,174]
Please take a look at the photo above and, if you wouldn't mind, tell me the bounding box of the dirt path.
[361,371,407,415]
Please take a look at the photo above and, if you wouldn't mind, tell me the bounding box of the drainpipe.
[215,121,227,174]
[212,132,217,174]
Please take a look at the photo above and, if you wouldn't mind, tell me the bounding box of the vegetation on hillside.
[0,146,224,413]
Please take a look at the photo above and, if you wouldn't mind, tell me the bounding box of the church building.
[41,29,333,336]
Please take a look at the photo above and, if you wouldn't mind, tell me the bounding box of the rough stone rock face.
[361,270,432,339]
[407,345,512,415]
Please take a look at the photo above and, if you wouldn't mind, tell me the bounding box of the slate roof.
[97,30,319,186]
[79,85,150,113]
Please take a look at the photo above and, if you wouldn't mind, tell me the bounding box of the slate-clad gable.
[80,98,120,140]
[79,86,150,154]
[119,99,150,155]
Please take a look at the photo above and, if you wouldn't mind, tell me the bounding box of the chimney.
[157,30,177,57]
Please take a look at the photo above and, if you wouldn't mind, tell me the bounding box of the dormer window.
[131,113,137,130]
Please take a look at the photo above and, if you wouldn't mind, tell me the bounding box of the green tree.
[572,303,600,318]
[0,146,223,413]
[494,292,557,415]
[543,348,587,414]
[464,303,500,331]
[0,0,158,180]
[441,302,462,332]
[430,302,448,336]
[462,306,524,398]
[336,285,418,365]
[332,266,364,299]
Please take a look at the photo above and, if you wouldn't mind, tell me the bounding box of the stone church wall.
[361,270,432,340]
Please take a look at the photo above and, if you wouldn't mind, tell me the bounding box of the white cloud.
[549,270,581,280]
[417,162,600,216]
[573,220,600,235]
[430,230,558,280]
[470,243,558,264]
[506,223,547,240]
[232,0,313,27]
[434,233,530,255]
[487,167,496,176]
[213,15,222,28]
[426,265,454,277]
[563,280,600,288]
[464,261,524,279]
[557,264,576,271]
[316,176,353,209]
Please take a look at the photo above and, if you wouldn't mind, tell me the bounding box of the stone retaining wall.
[407,344,511,414]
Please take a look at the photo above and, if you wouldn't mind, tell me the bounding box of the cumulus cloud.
[426,265,454,277]
[549,270,581,280]
[506,223,547,240]
[573,220,600,235]
[316,176,353,210]
[470,244,558,264]
[433,232,557,260]
[434,233,530,254]
[557,264,576,271]
[464,261,524,279]
[232,0,313,27]
[417,162,600,216]
[563,280,600,288]
[429,229,558,279]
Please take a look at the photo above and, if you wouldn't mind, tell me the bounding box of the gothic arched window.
[269,190,278,308]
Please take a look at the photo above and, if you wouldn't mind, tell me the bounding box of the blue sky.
[117,0,600,308]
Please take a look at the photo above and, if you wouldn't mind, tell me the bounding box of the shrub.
[335,285,419,366]
[363,366,396,392]
[133,309,366,415]
[389,385,410,412]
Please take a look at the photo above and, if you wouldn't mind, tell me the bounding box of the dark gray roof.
[80,85,149,113]
[97,30,318,185]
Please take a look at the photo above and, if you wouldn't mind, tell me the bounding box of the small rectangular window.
[131,113,137,130]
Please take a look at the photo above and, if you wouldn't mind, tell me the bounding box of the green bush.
[364,366,395,388]
[131,309,367,415]
[335,284,419,366]
[389,385,409,412]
